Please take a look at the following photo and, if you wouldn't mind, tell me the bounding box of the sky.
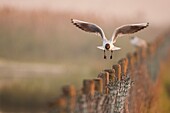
[0,0,170,26]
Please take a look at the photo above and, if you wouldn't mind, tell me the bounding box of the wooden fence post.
[62,85,76,113]
[112,64,121,81]
[48,32,170,113]
[83,80,95,96]
[93,78,103,94]
[118,58,128,75]
[98,72,109,94]
[104,69,115,81]
[133,51,140,65]
[62,85,76,97]
[127,53,135,70]
[140,47,147,60]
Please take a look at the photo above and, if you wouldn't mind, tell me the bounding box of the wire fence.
[48,32,170,113]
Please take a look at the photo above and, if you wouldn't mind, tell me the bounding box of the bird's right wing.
[111,23,149,43]
[71,19,106,40]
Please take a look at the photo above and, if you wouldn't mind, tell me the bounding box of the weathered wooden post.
[127,53,136,80]
[133,51,140,65]
[98,72,109,94]
[112,64,121,81]
[62,85,76,97]
[93,78,104,113]
[136,47,146,63]
[93,78,103,94]
[104,69,115,81]
[62,85,76,113]
[82,79,95,113]
[127,53,135,71]
[83,79,95,96]
[118,58,128,76]
[140,47,147,60]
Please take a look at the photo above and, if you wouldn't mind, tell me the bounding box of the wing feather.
[112,23,149,43]
[71,19,106,40]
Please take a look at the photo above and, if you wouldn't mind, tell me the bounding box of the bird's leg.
[104,50,106,59]
[110,50,113,59]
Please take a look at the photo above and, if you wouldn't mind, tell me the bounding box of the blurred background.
[0,0,170,112]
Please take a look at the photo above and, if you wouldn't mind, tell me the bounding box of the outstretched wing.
[71,19,106,40]
[111,23,149,43]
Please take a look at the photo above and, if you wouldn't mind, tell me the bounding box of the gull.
[130,36,147,48]
[71,19,149,59]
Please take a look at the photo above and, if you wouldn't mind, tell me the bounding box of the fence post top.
[127,52,133,58]
[118,58,128,65]
[97,72,109,94]
[83,79,95,96]
[104,69,115,74]
[93,78,103,94]
[98,71,109,78]
[112,64,121,80]
[62,85,76,97]
[104,69,115,80]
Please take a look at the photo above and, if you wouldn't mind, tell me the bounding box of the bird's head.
[105,43,110,50]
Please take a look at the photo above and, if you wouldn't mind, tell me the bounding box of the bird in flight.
[71,19,149,59]
[130,36,147,48]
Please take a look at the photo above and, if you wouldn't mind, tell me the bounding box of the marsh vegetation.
[0,8,169,112]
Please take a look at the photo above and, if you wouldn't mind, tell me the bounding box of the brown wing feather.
[112,23,149,43]
[71,19,105,39]
[115,24,149,37]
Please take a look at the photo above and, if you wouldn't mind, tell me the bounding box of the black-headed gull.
[71,19,149,59]
[130,36,147,48]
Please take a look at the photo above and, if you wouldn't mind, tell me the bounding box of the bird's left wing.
[71,19,106,40]
[111,23,149,43]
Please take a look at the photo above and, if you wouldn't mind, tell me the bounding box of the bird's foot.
[110,50,113,59]
[104,55,107,59]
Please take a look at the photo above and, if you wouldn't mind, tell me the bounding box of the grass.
[0,64,98,112]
